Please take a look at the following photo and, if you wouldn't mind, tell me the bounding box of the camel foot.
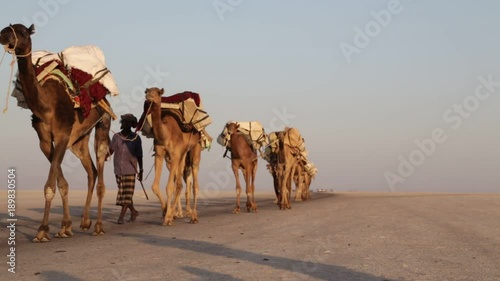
[294,197,303,202]
[92,223,105,236]
[189,217,199,224]
[162,219,173,226]
[173,212,184,219]
[32,236,50,243]
[54,229,73,238]
[185,209,193,217]
[232,207,241,214]
[33,232,50,243]
[80,218,92,231]
[33,225,51,243]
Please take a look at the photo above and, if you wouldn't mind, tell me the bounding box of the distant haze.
[1,1,499,194]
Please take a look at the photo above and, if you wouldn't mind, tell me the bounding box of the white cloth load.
[303,160,318,176]
[217,121,269,150]
[12,45,119,108]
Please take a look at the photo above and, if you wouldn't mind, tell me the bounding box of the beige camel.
[275,128,303,210]
[0,24,112,242]
[226,122,258,213]
[292,161,313,201]
[145,87,201,225]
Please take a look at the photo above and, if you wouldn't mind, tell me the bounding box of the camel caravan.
[0,23,317,242]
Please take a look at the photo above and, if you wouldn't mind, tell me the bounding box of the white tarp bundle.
[217,121,268,150]
[303,160,318,176]
[262,127,316,176]
[12,45,119,108]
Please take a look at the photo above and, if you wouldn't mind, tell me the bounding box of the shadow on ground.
[124,233,395,281]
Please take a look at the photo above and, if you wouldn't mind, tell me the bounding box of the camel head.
[0,24,35,56]
[226,122,239,135]
[145,87,164,104]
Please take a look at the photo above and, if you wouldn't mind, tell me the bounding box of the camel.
[274,128,302,210]
[292,161,312,201]
[145,87,201,225]
[0,24,112,242]
[225,122,258,213]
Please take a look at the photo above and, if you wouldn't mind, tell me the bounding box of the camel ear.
[160,88,164,95]
[28,24,35,35]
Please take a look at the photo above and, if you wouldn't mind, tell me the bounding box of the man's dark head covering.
[120,114,138,128]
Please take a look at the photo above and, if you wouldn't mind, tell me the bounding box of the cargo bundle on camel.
[136,90,213,149]
[11,45,119,119]
[217,121,269,156]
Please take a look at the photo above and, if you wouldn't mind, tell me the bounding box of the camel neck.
[17,54,47,117]
[150,101,167,142]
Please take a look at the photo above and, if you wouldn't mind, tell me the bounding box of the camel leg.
[31,123,54,242]
[302,175,311,200]
[246,160,258,213]
[93,115,110,235]
[294,167,303,202]
[251,160,258,212]
[33,135,54,242]
[279,163,293,210]
[286,166,293,209]
[183,163,193,218]
[184,171,193,216]
[34,133,71,242]
[163,153,181,226]
[152,147,166,217]
[189,145,201,223]
[232,163,242,214]
[173,155,186,219]
[272,168,280,204]
[243,166,252,212]
[70,134,96,233]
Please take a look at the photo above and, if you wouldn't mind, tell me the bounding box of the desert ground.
[1,189,499,281]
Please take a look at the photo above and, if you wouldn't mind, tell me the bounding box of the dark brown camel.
[0,24,112,242]
[226,122,258,213]
[145,87,201,225]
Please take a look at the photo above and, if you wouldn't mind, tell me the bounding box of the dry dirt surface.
[1,190,499,281]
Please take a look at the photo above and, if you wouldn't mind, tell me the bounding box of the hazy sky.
[0,1,499,194]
